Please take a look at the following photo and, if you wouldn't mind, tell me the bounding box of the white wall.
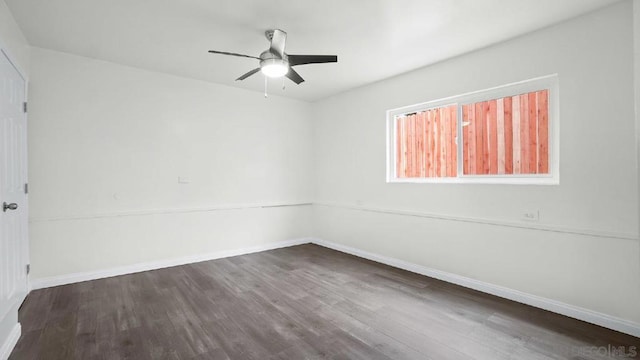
[635,0,640,267]
[0,0,28,76]
[312,0,640,326]
[28,48,314,280]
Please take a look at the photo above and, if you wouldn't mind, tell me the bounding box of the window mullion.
[456,104,463,178]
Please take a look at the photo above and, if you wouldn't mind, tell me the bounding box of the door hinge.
[24,183,28,194]
[26,264,30,275]
[23,102,27,113]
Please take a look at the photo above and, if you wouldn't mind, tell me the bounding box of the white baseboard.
[0,323,20,360]
[310,238,640,338]
[30,238,312,290]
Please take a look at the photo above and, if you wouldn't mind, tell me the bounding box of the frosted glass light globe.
[260,59,288,78]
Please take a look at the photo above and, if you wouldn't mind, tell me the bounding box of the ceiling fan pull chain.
[282,77,286,91]
[264,76,268,98]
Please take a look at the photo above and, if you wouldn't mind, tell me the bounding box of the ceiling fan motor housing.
[260,50,288,62]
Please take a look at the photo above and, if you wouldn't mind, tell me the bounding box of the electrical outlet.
[522,210,539,222]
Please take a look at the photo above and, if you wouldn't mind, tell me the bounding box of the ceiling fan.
[208,29,337,85]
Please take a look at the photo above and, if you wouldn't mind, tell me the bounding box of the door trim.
[0,323,20,360]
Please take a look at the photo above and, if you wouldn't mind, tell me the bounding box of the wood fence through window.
[395,89,549,178]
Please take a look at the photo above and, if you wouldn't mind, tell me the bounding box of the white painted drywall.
[635,0,640,270]
[0,0,28,76]
[312,1,640,324]
[27,48,314,279]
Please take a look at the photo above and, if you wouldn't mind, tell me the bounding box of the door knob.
[2,202,18,212]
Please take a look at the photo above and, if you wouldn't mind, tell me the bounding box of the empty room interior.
[1,0,640,359]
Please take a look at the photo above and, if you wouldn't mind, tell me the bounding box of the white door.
[0,48,28,325]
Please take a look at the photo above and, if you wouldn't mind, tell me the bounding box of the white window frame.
[386,75,559,185]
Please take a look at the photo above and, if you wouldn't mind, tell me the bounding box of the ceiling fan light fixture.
[260,58,289,78]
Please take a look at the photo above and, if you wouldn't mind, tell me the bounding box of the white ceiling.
[6,0,622,101]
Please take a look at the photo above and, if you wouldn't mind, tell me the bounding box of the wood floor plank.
[9,244,640,359]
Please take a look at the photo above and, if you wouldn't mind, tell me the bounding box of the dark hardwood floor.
[9,244,640,359]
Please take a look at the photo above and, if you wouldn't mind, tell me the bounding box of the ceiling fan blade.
[270,29,287,59]
[236,68,261,81]
[288,55,337,66]
[208,50,260,60]
[286,68,305,84]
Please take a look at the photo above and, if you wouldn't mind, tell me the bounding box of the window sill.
[387,176,559,185]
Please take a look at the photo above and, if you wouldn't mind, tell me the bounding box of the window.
[387,75,558,184]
